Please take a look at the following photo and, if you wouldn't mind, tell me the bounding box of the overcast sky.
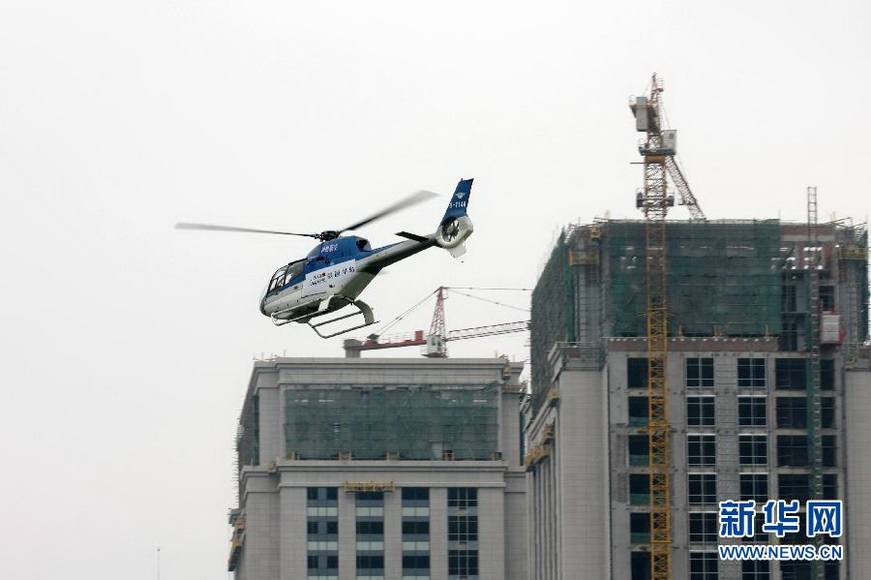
[1,1,869,578]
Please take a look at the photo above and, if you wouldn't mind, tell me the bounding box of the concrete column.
[430,487,448,579]
[279,486,306,580]
[258,385,281,463]
[243,483,280,579]
[845,368,871,579]
[338,489,356,580]
[479,486,505,580]
[558,368,607,579]
[383,488,401,580]
[504,473,528,580]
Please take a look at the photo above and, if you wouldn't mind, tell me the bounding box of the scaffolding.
[282,383,500,460]
[529,218,868,399]
[606,220,782,338]
[530,230,575,410]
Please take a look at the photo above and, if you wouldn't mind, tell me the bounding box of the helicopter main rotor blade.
[340,189,438,233]
[175,222,321,239]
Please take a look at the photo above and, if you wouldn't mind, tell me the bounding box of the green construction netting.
[284,384,499,460]
[605,221,782,337]
[530,231,574,409]
[237,394,260,468]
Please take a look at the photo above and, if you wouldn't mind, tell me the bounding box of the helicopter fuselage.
[255,177,474,337]
[259,234,440,324]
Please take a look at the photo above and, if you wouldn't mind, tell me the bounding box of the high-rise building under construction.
[525,218,870,579]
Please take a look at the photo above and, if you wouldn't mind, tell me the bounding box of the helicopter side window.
[357,238,371,251]
[285,261,304,284]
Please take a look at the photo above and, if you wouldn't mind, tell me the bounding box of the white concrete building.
[228,357,527,580]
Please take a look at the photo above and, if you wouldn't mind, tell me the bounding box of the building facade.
[229,357,527,580]
[526,219,870,580]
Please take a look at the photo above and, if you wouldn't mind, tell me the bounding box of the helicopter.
[176,178,474,338]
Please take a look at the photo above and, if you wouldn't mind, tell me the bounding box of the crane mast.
[629,73,693,580]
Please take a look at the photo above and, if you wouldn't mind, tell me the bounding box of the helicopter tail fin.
[435,178,474,257]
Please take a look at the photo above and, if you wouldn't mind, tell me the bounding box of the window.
[628,357,649,389]
[448,516,478,542]
[821,359,835,391]
[687,396,715,427]
[741,517,770,544]
[628,435,649,466]
[782,284,797,312]
[402,521,429,535]
[739,435,767,466]
[824,474,838,499]
[781,318,799,351]
[778,474,809,503]
[688,474,717,504]
[740,474,768,503]
[688,435,716,466]
[308,486,338,502]
[356,554,384,570]
[689,551,718,579]
[630,512,650,544]
[267,267,286,293]
[687,358,714,388]
[402,554,430,570]
[781,561,812,579]
[738,397,767,427]
[285,260,304,284]
[820,285,835,311]
[689,512,717,543]
[776,397,807,428]
[777,435,808,467]
[447,488,477,509]
[402,481,430,579]
[823,435,837,467]
[629,474,650,505]
[738,358,766,388]
[776,359,807,390]
[631,552,651,580]
[448,550,479,576]
[307,554,338,573]
[742,559,770,579]
[447,489,477,579]
[822,397,836,428]
[356,521,384,535]
[629,396,649,426]
[402,487,430,502]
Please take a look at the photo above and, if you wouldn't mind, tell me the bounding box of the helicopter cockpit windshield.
[267,260,305,294]
[267,267,286,294]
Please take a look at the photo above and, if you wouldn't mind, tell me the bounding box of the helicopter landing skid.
[308,297,377,339]
[271,296,377,339]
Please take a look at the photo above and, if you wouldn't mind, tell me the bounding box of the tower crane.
[631,75,706,221]
[629,73,704,580]
[342,287,529,358]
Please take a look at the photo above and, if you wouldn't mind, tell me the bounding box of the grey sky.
[1,1,869,578]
